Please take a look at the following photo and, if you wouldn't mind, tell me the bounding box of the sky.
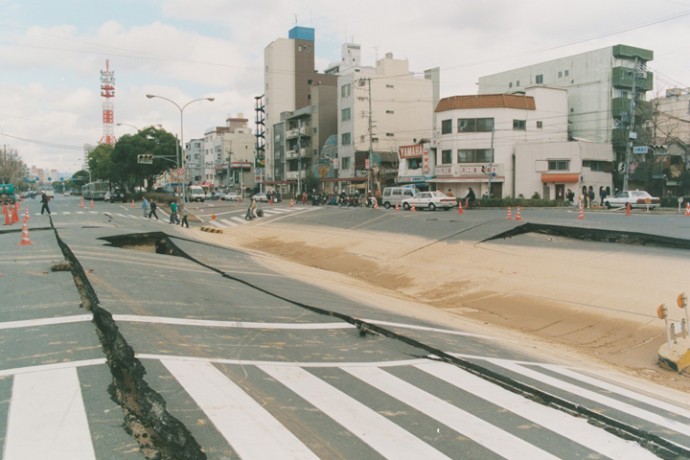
[1,0,690,174]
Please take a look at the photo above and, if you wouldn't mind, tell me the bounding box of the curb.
[200,226,223,234]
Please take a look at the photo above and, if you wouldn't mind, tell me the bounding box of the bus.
[82,181,109,200]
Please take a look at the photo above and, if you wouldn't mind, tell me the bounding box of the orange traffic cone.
[457,202,464,215]
[506,206,512,220]
[24,209,30,222]
[3,205,11,225]
[411,204,416,212]
[19,221,32,246]
[578,204,585,220]
[373,200,379,209]
[80,197,85,208]
[515,206,522,221]
[395,202,400,211]
[625,202,632,216]
[12,202,20,223]
[290,199,294,207]
[684,202,689,216]
[90,199,94,209]
[131,199,135,208]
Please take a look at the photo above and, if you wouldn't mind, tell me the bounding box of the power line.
[0,132,84,150]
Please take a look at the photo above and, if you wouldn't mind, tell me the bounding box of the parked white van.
[188,185,206,202]
[381,186,418,209]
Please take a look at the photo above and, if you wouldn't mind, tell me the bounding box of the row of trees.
[85,126,179,194]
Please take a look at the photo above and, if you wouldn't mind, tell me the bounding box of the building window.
[341,84,351,98]
[516,80,520,87]
[441,119,452,134]
[341,107,351,122]
[548,160,569,171]
[564,70,569,77]
[458,118,494,132]
[535,74,543,84]
[341,132,351,145]
[458,149,493,163]
[341,157,350,170]
[583,160,611,172]
[407,158,422,169]
[386,133,394,137]
[386,110,394,114]
[441,149,453,164]
[536,121,543,129]
[509,82,513,88]
[513,119,526,130]
[558,71,562,78]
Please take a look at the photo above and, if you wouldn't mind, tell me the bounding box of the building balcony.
[286,126,309,139]
[612,66,653,91]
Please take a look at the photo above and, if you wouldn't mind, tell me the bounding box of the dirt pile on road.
[194,223,690,392]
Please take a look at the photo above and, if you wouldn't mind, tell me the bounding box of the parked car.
[252,192,269,202]
[188,185,206,202]
[381,186,418,209]
[221,192,242,201]
[604,190,660,209]
[402,191,457,211]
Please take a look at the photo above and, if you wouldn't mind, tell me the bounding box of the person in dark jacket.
[40,190,51,215]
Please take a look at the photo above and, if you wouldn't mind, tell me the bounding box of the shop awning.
[428,176,505,184]
[540,173,580,183]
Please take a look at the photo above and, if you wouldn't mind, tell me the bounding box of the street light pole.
[145,94,215,203]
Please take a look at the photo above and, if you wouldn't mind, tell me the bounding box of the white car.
[402,191,457,211]
[221,192,242,201]
[604,190,660,209]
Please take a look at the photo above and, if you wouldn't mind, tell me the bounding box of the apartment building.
[337,51,436,195]
[477,44,653,190]
[433,86,612,200]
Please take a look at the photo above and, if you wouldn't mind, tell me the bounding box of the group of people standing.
[565,185,613,208]
[141,197,189,228]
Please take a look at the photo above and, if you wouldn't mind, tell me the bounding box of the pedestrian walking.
[142,196,149,217]
[149,199,158,220]
[180,203,189,228]
[169,201,179,224]
[40,190,51,215]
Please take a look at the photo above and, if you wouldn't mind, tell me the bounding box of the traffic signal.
[138,154,154,164]
[481,165,486,173]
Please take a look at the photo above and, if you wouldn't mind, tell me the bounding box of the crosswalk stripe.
[415,362,658,459]
[219,218,238,227]
[538,363,690,420]
[260,365,451,460]
[342,365,559,460]
[161,360,318,460]
[5,367,96,459]
[230,217,246,224]
[486,358,690,437]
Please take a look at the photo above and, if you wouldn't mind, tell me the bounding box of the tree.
[0,148,27,186]
[86,144,114,182]
[111,127,178,192]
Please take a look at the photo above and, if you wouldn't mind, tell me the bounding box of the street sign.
[633,146,648,154]
[177,168,185,176]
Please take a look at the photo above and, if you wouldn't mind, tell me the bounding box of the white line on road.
[162,360,319,460]
[113,314,353,330]
[4,367,96,460]
[415,361,658,459]
[260,364,450,460]
[0,359,106,377]
[0,314,92,330]
[343,365,559,460]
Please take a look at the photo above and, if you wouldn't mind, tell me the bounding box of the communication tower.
[99,59,116,145]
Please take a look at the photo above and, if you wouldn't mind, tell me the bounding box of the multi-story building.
[477,44,653,190]
[433,86,613,200]
[196,115,256,193]
[337,51,436,195]
[264,26,329,186]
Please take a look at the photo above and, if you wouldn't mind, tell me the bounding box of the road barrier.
[657,292,690,374]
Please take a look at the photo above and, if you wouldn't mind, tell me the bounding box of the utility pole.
[488,124,495,199]
[297,118,302,196]
[622,58,639,192]
[366,78,373,196]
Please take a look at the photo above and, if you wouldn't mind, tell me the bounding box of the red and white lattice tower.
[98,59,116,145]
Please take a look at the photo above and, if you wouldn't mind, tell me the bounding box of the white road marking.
[343,365,559,460]
[416,361,658,459]
[260,364,450,460]
[0,359,106,377]
[4,367,96,459]
[486,358,690,437]
[113,314,353,330]
[0,314,92,330]
[162,360,319,460]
